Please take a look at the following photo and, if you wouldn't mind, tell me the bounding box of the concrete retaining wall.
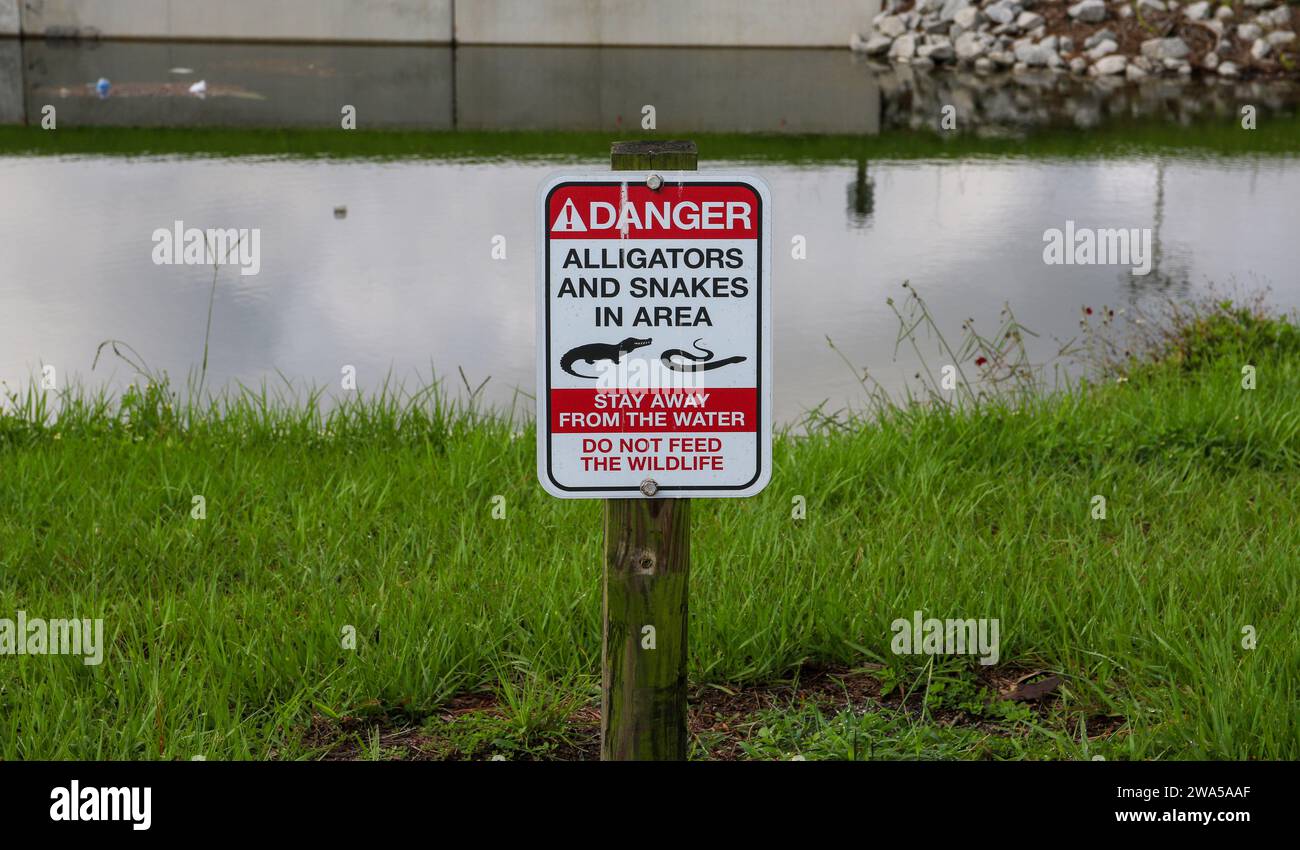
[14,41,879,134]
[0,38,20,124]
[12,0,879,46]
[456,46,878,133]
[455,0,878,47]
[19,0,453,43]
[0,0,20,36]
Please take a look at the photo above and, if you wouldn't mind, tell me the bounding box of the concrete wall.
[21,40,453,128]
[456,46,878,133]
[455,0,878,47]
[0,38,20,124]
[20,0,453,43]
[0,0,20,36]
[15,41,879,134]
[13,0,879,46]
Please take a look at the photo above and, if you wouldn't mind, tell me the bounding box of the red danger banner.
[550,388,757,433]
[548,184,759,240]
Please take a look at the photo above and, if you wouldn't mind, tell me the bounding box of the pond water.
[4,153,1297,423]
[2,42,1299,423]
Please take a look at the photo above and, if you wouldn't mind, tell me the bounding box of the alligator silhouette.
[661,339,747,372]
[560,337,652,379]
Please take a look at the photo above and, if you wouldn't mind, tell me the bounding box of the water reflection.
[867,60,1300,133]
[5,40,1297,134]
[1,155,1296,424]
[846,159,876,229]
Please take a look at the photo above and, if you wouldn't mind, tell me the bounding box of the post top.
[610,140,698,172]
[610,140,698,158]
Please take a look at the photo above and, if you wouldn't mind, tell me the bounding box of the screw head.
[639,478,659,497]
[646,174,663,191]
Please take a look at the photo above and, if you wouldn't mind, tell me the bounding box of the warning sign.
[536,174,772,498]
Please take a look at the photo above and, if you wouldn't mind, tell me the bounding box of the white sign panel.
[536,173,772,499]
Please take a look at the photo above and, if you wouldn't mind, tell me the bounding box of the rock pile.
[851,0,1298,80]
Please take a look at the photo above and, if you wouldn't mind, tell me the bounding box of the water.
[2,41,1298,423]
[4,153,1297,423]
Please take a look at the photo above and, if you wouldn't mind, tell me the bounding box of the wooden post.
[602,140,697,761]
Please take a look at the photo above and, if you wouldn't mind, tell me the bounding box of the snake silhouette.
[660,339,747,373]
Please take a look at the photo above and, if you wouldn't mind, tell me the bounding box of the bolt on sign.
[536,173,772,498]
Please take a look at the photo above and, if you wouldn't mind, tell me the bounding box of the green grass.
[0,302,1298,760]
[2,110,1300,163]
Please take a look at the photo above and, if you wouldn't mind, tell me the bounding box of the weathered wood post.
[602,140,697,761]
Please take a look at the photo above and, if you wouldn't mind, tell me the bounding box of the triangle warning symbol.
[552,197,587,233]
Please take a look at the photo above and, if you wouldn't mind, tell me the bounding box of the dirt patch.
[301,664,1123,761]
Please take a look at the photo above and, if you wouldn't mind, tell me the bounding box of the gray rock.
[877,15,908,38]
[1017,11,1045,30]
[953,6,980,29]
[1091,54,1128,75]
[1267,30,1297,47]
[985,0,1019,26]
[1218,60,1240,77]
[1014,40,1054,66]
[974,56,994,71]
[1136,0,1166,11]
[1250,38,1271,60]
[1084,29,1116,49]
[862,34,894,56]
[1069,55,1088,74]
[1242,0,1271,7]
[1267,7,1292,28]
[1237,23,1263,42]
[990,50,1016,67]
[1126,63,1148,80]
[1140,37,1191,62]
[1201,51,1219,70]
[1068,0,1108,23]
[938,0,972,23]
[890,33,918,60]
[1059,36,1074,53]
[1182,1,1210,21]
[1087,39,1119,60]
[1215,5,1234,20]
[918,40,956,61]
[955,30,988,60]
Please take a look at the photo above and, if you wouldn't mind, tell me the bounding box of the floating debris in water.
[38,81,263,100]
[333,206,347,219]
[169,67,194,75]
[95,78,110,98]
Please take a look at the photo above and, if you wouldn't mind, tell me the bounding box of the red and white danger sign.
[536,173,772,499]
